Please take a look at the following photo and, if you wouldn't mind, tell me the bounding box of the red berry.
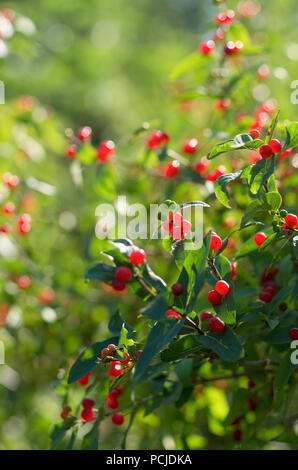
[254,232,267,246]
[248,397,257,411]
[77,126,92,141]
[119,352,130,364]
[147,131,169,149]
[231,262,237,279]
[199,40,215,55]
[194,158,209,174]
[82,398,95,409]
[279,148,293,161]
[135,350,142,360]
[2,202,15,216]
[112,279,126,292]
[164,160,180,179]
[97,140,115,162]
[284,214,298,227]
[261,265,279,283]
[183,138,199,154]
[259,144,273,159]
[0,223,11,234]
[171,283,184,296]
[233,429,242,442]
[210,232,222,251]
[3,172,19,189]
[77,373,91,387]
[17,214,31,235]
[81,408,94,422]
[207,290,222,306]
[268,139,282,154]
[257,64,269,80]
[115,267,131,283]
[111,413,124,425]
[224,41,243,54]
[107,398,119,410]
[215,280,230,295]
[263,283,277,297]
[66,145,77,159]
[129,249,146,265]
[215,98,231,111]
[17,275,32,290]
[248,379,256,389]
[209,316,225,333]
[165,309,181,320]
[38,288,55,304]
[250,129,260,139]
[200,311,213,322]
[259,291,272,303]
[231,416,242,426]
[108,361,122,377]
[60,410,69,420]
[213,27,224,42]
[289,328,298,340]
[215,10,235,25]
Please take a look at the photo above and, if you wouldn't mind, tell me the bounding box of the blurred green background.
[0,0,297,450]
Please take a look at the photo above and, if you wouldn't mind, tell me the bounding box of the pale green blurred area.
[0,0,297,450]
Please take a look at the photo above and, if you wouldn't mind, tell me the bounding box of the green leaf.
[265,110,280,143]
[77,144,97,164]
[265,191,282,210]
[68,337,118,384]
[142,262,167,293]
[108,310,134,337]
[283,121,298,150]
[273,350,297,407]
[195,327,243,361]
[214,171,243,208]
[49,424,67,449]
[161,334,200,362]
[248,156,277,195]
[85,262,115,282]
[118,323,134,349]
[263,325,292,344]
[133,318,185,383]
[207,134,262,160]
[139,295,168,320]
[170,52,212,81]
[241,200,270,227]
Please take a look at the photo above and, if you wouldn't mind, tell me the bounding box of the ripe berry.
[108,361,122,377]
[3,172,19,189]
[101,347,110,359]
[61,410,69,420]
[248,397,257,411]
[135,350,142,360]
[119,352,130,364]
[165,309,181,320]
[254,232,267,246]
[38,288,55,304]
[207,290,222,306]
[209,316,225,333]
[268,139,282,154]
[17,214,31,235]
[112,279,126,292]
[66,145,77,159]
[248,379,256,389]
[81,408,94,422]
[183,138,199,154]
[284,213,298,227]
[215,280,230,295]
[129,249,146,265]
[147,131,169,149]
[115,267,131,283]
[111,413,124,425]
[210,232,222,251]
[213,27,224,42]
[259,291,272,303]
[261,265,279,283]
[164,160,180,179]
[107,399,119,410]
[17,275,32,290]
[171,283,184,296]
[289,328,298,340]
[2,202,15,216]
[231,262,237,279]
[215,10,235,25]
[82,398,95,409]
[200,311,213,322]
[77,372,91,387]
[257,64,269,80]
[108,390,121,401]
[194,158,209,174]
[250,129,260,139]
[199,40,215,55]
[259,144,273,159]
[0,223,11,234]
[224,41,243,55]
[233,429,242,442]
[215,98,231,111]
[97,140,115,162]
[263,283,277,297]
[77,126,92,141]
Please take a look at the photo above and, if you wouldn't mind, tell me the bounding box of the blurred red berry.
[81,408,94,422]
[183,138,199,154]
[209,316,225,332]
[97,140,115,162]
[165,309,181,320]
[259,144,273,159]
[129,249,146,265]
[77,126,92,141]
[200,311,213,322]
[66,145,77,159]
[289,328,298,340]
[111,413,124,425]
[164,160,180,179]
[115,267,131,283]
[254,232,267,246]
[199,40,215,55]
[259,291,272,303]
[284,214,297,227]
[171,283,184,296]
[268,139,282,154]
[250,129,260,139]
[82,398,95,409]
[147,131,169,149]
[207,290,222,306]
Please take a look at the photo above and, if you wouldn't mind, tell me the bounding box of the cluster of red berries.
[281,212,298,231]
[66,126,116,163]
[1,203,32,235]
[258,265,279,304]
[107,386,125,426]
[201,311,225,333]
[81,398,95,422]
[207,280,230,308]
[259,139,282,159]
[112,266,132,292]
[214,9,235,25]
[163,212,192,241]
[224,40,243,55]
[101,344,133,378]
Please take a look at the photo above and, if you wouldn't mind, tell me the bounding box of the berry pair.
[107,385,122,411]
[60,404,72,420]
[112,267,132,292]
[147,130,169,149]
[200,312,225,333]
[259,139,282,159]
